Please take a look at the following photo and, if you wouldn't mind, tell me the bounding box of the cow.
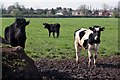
[4,18,30,49]
[74,25,105,67]
[0,36,9,44]
[43,23,61,38]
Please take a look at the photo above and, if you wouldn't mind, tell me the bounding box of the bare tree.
[79,4,88,10]
[11,8,22,17]
[0,4,4,14]
[7,5,15,14]
[14,2,21,9]
[21,5,27,14]
[78,4,89,16]
[118,1,120,17]
[118,1,120,9]
[102,3,109,10]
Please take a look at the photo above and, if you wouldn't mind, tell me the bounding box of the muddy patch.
[35,56,120,79]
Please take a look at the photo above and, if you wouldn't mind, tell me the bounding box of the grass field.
[1,18,119,59]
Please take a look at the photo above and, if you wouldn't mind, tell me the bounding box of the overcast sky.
[0,0,119,9]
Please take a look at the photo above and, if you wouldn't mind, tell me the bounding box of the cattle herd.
[1,17,105,67]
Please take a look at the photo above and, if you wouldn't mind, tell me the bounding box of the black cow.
[74,25,105,67]
[43,23,61,38]
[4,18,30,49]
[0,36,9,44]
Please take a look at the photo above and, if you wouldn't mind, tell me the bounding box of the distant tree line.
[0,2,119,18]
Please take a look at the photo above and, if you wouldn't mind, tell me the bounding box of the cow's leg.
[88,44,92,67]
[53,32,55,38]
[93,44,99,67]
[49,32,51,37]
[57,31,59,38]
[93,51,97,67]
[75,41,82,64]
[20,42,25,49]
[4,27,10,42]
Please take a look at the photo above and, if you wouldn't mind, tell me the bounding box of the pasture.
[1,18,119,59]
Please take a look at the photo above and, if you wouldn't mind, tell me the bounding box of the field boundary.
[1,15,116,18]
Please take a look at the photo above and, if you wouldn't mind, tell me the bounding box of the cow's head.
[55,23,61,28]
[89,25,105,40]
[43,23,50,29]
[14,18,30,39]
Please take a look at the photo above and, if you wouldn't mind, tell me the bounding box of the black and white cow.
[74,25,105,67]
[4,18,30,49]
[43,23,61,38]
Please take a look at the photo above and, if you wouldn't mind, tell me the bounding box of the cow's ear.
[26,20,30,25]
[89,27,94,31]
[43,23,47,25]
[15,18,20,22]
[100,27,105,31]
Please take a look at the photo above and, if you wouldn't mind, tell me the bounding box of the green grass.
[1,18,119,59]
